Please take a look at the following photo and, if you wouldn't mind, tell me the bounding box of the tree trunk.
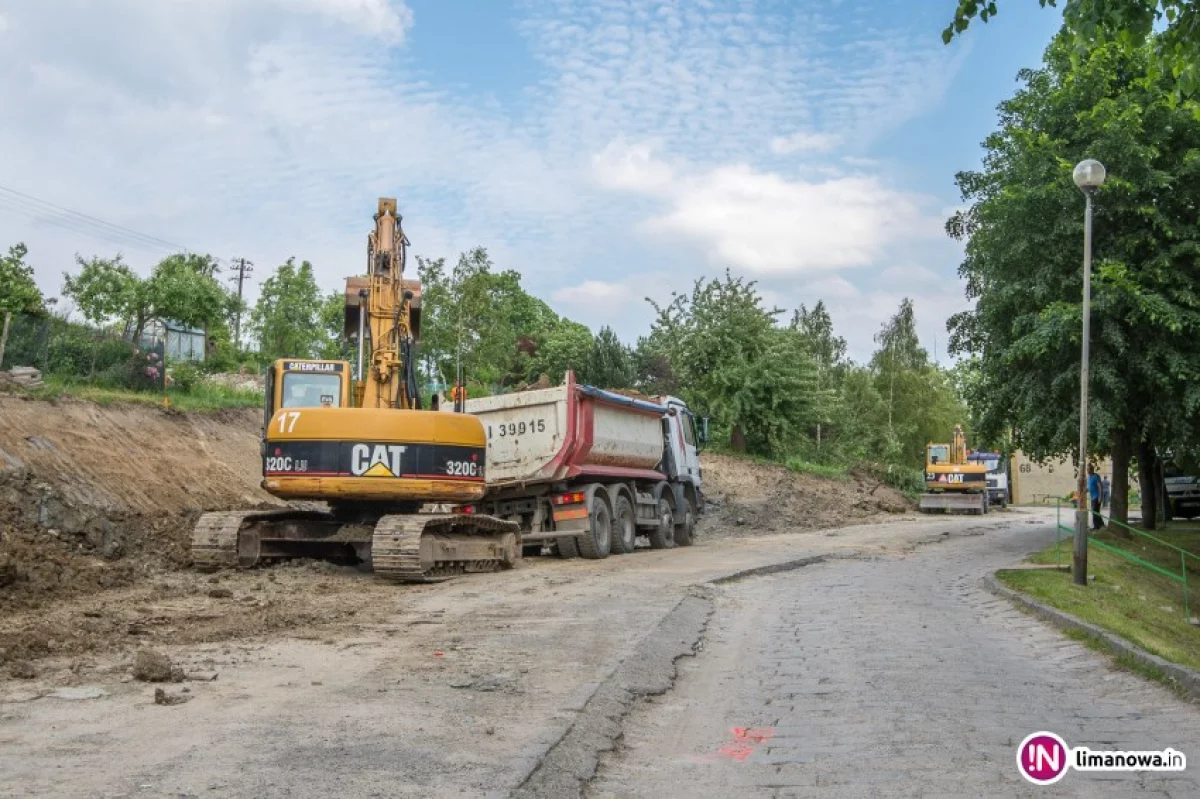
[730,424,747,453]
[1158,454,1171,524]
[1109,427,1131,537]
[1137,437,1158,531]
[0,311,11,369]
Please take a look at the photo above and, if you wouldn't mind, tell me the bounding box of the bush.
[170,362,202,392]
[785,457,849,480]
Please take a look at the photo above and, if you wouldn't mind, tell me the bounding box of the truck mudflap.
[919,492,988,515]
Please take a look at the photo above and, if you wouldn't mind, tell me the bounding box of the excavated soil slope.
[698,452,911,537]
[0,396,276,611]
[0,396,912,670]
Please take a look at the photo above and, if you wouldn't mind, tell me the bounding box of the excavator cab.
[264,360,351,419]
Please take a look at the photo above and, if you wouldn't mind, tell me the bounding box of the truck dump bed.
[463,373,667,488]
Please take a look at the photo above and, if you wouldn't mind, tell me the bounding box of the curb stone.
[982,572,1200,701]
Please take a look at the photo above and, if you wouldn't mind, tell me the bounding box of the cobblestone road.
[590,520,1200,798]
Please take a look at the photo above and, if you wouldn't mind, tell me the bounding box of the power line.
[0,195,179,256]
[0,183,223,262]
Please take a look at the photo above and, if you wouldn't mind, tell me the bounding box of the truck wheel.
[648,498,676,549]
[675,498,696,546]
[610,496,637,554]
[556,536,579,558]
[576,494,612,559]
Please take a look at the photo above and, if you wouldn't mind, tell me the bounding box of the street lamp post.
[1072,158,1106,587]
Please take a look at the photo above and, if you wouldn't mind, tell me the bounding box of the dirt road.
[0,512,1024,798]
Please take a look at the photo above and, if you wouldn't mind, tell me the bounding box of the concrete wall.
[1010,452,1138,505]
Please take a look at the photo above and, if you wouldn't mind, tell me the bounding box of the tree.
[943,1,1200,97]
[586,326,635,389]
[946,36,1200,529]
[792,301,848,453]
[251,258,325,360]
[63,252,233,341]
[417,247,567,391]
[871,299,968,469]
[317,291,350,360]
[645,271,819,456]
[529,319,593,385]
[1,243,46,316]
[631,337,678,396]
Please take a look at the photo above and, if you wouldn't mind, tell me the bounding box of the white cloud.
[553,280,628,306]
[591,139,675,194]
[292,0,413,42]
[769,131,841,155]
[879,264,940,286]
[592,144,941,276]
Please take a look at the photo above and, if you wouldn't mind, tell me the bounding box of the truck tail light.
[455,504,477,515]
[553,491,586,506]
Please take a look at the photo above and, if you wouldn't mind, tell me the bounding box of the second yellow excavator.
[918,424,990,515]
[190,199,519,581]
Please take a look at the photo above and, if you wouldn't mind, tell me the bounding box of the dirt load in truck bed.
[0,395,912,672]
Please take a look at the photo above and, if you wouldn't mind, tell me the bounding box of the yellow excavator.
[190,199,520,581]
[918,424,990,515]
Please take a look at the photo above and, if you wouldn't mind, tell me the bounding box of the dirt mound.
[698,452,913,538]
[0,396,276,613]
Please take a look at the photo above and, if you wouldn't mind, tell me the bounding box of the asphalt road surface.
[589,517,1200,798]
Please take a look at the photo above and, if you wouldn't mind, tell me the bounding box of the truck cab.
[967,451,1009,508]
[655,396,705,513]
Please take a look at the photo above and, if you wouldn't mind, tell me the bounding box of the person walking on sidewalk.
[1087,465,1104,531]
[1102,474,1111,508]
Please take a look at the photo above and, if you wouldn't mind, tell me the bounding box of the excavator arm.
[343,198,421,409]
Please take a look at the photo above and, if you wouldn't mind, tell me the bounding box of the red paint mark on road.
[713,727,775,762]
[433,651,445,657]
[732,727,774,744]
[717,744,754,762]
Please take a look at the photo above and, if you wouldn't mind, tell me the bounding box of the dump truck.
[449,372,706,558]
[919,425,989,515]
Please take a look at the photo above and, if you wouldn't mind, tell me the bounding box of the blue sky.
[0,0,1063,361]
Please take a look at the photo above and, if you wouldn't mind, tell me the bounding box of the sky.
[0,0,1064,363]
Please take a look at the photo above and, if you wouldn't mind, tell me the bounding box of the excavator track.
[190,508,337,571]
[190,511,258,571]
[371,513,520,583]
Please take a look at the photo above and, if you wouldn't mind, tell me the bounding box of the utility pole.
[229,258,253,350]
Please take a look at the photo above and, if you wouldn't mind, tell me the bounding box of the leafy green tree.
[529,319,593,384]
[791,301,848,454]
[646,270,818,455]
[1,243,46,316]
[251,258,325,360]
[946,36,1200,528]
[317,291,350,360]
[631,336,678,396]
[586,326,635,389]
[943,1,1200,96]
[417,247,566,390]
[63,252,233,341]
[871,299,969,468]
